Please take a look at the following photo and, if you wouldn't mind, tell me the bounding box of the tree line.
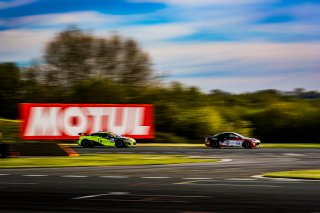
[1,26,320,143]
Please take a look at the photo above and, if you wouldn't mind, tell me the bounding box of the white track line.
[141,177,171,179]
[108,192,130,195]
[23,175,48,177]
[195,183,282,188]
[72,192,129,200]
[100,176,128,178]
[182,177,212,180]
[220,159,233,163]
[0,174,10,176]
[61,175,88,178]
[284,153,304,157]
[285,153,304,156]
[226,178,257,181]
[251,175,306,182]
[174,180,281,187]
[72,194,109,200]
[0,182,39,185]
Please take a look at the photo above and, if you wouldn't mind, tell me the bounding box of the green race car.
[78,131,136,148]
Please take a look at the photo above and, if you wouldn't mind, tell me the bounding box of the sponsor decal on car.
[20,103,153,140]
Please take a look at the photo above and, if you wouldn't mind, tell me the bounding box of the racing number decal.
[230,140,242,147]
[223,139,243,147]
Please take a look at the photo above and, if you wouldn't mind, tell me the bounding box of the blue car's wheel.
[212,141,220,148]
[243,141,252,149]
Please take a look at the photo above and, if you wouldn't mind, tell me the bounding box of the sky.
[0,0,320,93]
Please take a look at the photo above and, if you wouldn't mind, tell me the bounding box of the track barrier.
[0,142,78,157]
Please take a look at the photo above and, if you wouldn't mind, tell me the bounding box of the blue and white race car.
[205,132,261,149]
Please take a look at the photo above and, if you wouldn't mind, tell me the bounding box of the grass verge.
[264,170,320,180]
[0,118,21,123]
[0,154,217,168]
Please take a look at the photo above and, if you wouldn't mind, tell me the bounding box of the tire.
[81,140,90,148]
[212,140,220,148]
[89,140,95,148]
[115,140,124,148]
[243,141,252,149]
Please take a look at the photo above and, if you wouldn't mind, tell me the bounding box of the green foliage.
[69,78,126,103]
[0,63,20,118]
[249,101,320,142]
[264,170,320,180]
[154,132,190,143]
[0,118,20,142]
[0,154,217,168]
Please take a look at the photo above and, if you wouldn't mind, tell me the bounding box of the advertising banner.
[20,103,154,140]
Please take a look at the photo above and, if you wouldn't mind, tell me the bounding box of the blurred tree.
[44,26,154,87]
[44,26,93,87]
[19,62,45,103]
[0,63,20,118]
[69,78,126,103]
[118,38,153,85]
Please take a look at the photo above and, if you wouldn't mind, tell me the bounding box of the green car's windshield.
[107,132,122,138]
[89,132,123,138]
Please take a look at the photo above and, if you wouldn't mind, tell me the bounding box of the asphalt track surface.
[0,147,319,213]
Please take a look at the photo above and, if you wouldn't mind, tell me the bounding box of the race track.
[0,146,319,212]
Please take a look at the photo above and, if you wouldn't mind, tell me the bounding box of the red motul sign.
[20,103,154,140]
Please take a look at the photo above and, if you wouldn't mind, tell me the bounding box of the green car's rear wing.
[78,133,88,136]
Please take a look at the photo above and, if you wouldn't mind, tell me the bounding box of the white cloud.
[0,0,36,9]
[0,29,55,61]
[176,71,320,93]
[254,22,320,35]
[1,11,121,28]
[145,42,320,75]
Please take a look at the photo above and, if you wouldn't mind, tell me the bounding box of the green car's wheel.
[115,140,124,148]
[89,140,95,148]
[81,140,90,148]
